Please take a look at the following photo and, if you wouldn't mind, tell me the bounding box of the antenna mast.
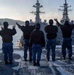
[31,0,45,23]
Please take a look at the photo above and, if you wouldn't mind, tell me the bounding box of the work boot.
[5,60,9,65]
[69,57,73,61]
[33,61,37,66]
[62,56,66,60]
[24,58,27,61]
[52,59,55,61]
[9,61,13,64]
[36,61,40,66]
[47,57,50,61]
[29,58,32,63]
[29,57,32,62]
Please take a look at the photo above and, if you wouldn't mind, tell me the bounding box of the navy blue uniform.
[45,25,58,61]
[0,27,16,64]
[16,23,34,61]
[56,20,74,60]
[30,24,45,66]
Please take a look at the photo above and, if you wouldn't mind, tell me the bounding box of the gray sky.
[0,0,74,22]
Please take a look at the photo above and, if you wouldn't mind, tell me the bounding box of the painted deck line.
[51,62,74,75]
[48,62,57,75]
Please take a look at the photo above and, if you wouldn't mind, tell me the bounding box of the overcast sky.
[0,0,74,22]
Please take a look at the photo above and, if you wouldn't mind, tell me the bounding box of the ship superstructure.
[31,0,45,23]
[59,0,72,23]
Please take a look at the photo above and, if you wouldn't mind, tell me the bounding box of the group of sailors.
[0,19,74,66]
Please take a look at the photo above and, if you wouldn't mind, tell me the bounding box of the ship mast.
[31,0,45,23]
[59,0,72,23]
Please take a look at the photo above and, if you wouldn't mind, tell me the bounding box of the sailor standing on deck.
[30,23,45,66]
[44,19,58,61]
[0,21,16,64]
[16,21,34,62]
[55,19,74,60]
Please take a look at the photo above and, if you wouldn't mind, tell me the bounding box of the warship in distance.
[30,0,73,24]
[29,0,47,31]
[18,0,47,48]
[59,0,73,23]
[57,0,74,45]
[19,0,74,48]
[30,0,45,23]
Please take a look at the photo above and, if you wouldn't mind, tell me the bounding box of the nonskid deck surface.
[0,48,74,75]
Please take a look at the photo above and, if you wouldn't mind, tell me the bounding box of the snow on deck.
[0,47,74,75]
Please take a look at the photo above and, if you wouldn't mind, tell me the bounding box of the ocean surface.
[0,25,22,49]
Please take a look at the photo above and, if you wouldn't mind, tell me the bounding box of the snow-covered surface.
[0,48,74,75]
[0,26,74,75]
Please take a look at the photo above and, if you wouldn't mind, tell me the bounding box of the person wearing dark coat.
[44,19,58,61]
[16,21,34,62]
[55,19,74,60]
[0,21,16,64]
[30,23,45,66]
